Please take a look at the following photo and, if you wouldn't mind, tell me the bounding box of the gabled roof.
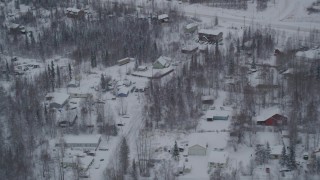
[46,92,69,105]
[158,14,169,20]
[198,29,222,35]
[155,56,171,67]
[185,23,198,30]
[62,135,101,144]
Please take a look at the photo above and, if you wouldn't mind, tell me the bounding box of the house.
[270,145,283,159]
[45,92,70,109]
[67,80,80,88]
[153,56,171,69]
[201,95,214,105]
[158,14,169,23]
[177,160,192,174]
[6,23,26,34]
[68,88,93,99]
[117,87,129,97]
[208,151,229,169]
[56,135,102,149]
[137,65,148,71]
[61,156,94,172]
[185,23,198,33]
[117,57,131,66]
[257,114,288,126]
[66,8,85,19]
[205,107,230,121]
[188,135,207,156]
[198,29,223,43]
[181,45,198,54]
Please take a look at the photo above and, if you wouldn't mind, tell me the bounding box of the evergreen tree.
[68,63,72,80]
[100,74,106,90]
[251,55,256,69]
[255,144,265,165]
[265,142,271,163]
[279,146,287,167]
[317,65,320,80]
[56,65,61,88]
[287,146,296,170]
[172,141,179,161]
[91,51,97,68]
[214,16,219,26]
[120,137,129,174]
[103,50,109,66]
[130,159,138,180]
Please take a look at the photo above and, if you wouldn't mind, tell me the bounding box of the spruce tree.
[56,65,61,88]
[100,74,106,90]
[131,159,138,180]
[265,142,271,163]
[172,141,179,161]
[68,63,72,80]
[287,146,296,170]
[120,137,129,174]
[279,146,287,167]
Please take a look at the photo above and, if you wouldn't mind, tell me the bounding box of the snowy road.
[181,10,318,33]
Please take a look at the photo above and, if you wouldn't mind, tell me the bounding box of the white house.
[270,145,283,159]
[56,135,102,149]
[188,136,207,156]
[205,107,230,121]
[45,92,70,109]
[208,151,229,169]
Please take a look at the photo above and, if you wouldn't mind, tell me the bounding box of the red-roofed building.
[257,114,288,126]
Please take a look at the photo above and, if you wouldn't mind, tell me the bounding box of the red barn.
[257,114,288,126]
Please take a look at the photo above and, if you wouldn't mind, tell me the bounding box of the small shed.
[153,56,171,69]
[198,29,223,43]
[181,45,198,54]
[205,107,230,121]
[208,151,229,169]
[45,92,70,109]
[158,14,169,23]
[117,87,129,97]
[201,95,214,105]
[185,23,198,33]
[137,65,148,71]
[270,145,283,159]
[66,8,85,19]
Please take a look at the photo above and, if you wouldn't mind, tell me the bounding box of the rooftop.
[158,14,169,20]
[46,92,70,105]
[198,29,222,35]
[61,135,101,144]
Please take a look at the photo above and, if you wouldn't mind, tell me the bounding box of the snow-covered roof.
[46,92,69,105]
[118,87,129,95]
[185,23,198,30]
[205,108,230,118]
[281,68,294,75]
[208,151,228,163]
[182,44,198,51]
[270,145,283,155]
[137,65,147,70]
[62,135,101,144]
[68,88,91,94]
[256,107,280,122]
[198,29,222,35]
[66,8,81,13]
[158,14,169,20]
[188,133,208,148]
[155,56,171,67]
[296,48,320,59]
[201,95,214,101]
